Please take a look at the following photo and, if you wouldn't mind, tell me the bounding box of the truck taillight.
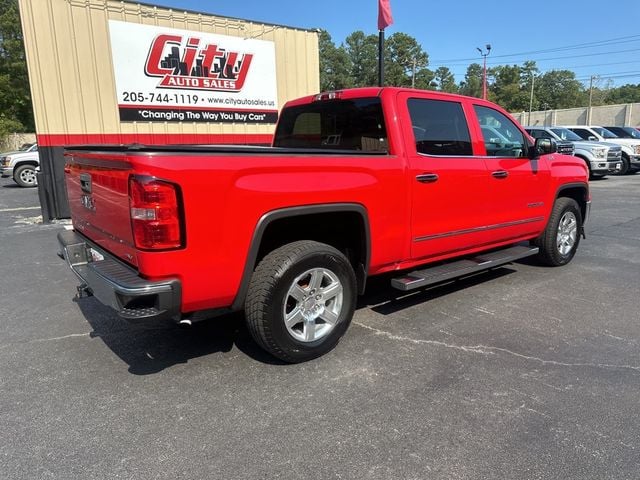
[129,175,183,250]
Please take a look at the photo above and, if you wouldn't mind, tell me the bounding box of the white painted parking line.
[0,206,41,213]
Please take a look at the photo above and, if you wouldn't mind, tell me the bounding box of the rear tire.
[245,241,356,363]
[14,164,38,188]
[534,197,582,266]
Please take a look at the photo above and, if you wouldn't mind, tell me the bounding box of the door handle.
[491,170,509,179]
[416,173,439,183]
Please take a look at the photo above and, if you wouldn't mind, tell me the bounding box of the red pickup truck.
[58,87,590,362]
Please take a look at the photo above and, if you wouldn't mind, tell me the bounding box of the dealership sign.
[108,20,278,123]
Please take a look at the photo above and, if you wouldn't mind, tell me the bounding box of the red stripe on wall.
[37,133,274,147]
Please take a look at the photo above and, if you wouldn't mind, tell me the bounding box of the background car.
[525,126,621,178]
[0,143,40,187]
[562,126,640,175]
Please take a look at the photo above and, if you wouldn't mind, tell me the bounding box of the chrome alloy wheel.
[283,267,344,343]
[557,211,578,256]
[19,167,37,186]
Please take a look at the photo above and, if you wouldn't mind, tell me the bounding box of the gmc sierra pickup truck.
[58,87,590,362]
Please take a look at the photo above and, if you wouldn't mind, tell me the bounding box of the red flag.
[378,0,394,30]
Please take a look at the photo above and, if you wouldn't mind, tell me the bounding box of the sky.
[148,0,640,88]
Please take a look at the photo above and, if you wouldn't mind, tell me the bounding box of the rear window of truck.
[274,97,388,152]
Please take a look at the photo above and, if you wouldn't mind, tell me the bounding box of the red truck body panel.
[63,87,589,315]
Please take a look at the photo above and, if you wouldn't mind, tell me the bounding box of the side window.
[407,98,472,156]
[527,130,542,139]
[474,105,527,158]
[533,130,552,140]
[570,128,590,140]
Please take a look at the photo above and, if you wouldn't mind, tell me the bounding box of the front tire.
[616,153,630,175]
[245,241,356,363]
[14,164,38,188]
[534,197,582,266]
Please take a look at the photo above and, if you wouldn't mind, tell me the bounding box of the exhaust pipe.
[179,319,192,328]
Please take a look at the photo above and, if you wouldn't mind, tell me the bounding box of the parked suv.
[525,126,621,178]
[563,125,640,175]
[0,143,40,187]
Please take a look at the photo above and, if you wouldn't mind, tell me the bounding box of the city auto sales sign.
[108,20,278,123]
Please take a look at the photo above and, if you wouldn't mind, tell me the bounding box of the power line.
[430,34,640,63]
[576,72,640,81]
[431,47,640,68]
[562,60,640,70]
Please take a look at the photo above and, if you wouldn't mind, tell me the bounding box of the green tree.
[0,0,33,141]
[345,31,378,87]
[318,30,353,91]
[384,32,428,87]
[604,83,640,104]
[433,66,457,93]
[459,63,483,98]
[490,64,531,111]
[536,70,586,109]
[414,68,436,90]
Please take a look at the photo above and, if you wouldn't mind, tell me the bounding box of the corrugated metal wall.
[18,0,320,219]
[20,0,319,139]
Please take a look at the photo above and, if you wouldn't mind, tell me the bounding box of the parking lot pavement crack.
[0,332,91,351]
[353,321,496,355]
[353,321,640,374]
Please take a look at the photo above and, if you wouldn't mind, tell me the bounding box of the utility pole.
[477,44,491,100]
[588,75,598,125]
[411,57,416,88]
[588,75,598,108]
[528,74,536,126]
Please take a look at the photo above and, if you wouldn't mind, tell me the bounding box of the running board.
[391,245,539,292]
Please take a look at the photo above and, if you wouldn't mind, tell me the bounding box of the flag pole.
[378,29,384,87]
[377,0,393,87]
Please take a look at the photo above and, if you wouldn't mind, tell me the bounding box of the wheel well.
[256,210,369,293]
[572,154,592,173]
[15,161,38,169]
[557,186,588,220]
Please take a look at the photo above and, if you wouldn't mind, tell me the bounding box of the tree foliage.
[433,67,457,93]
[458,63,483,98]
[318,30,352,91]
[605,84,640,104]
[344,31,378,87]
[0,0,33,141]
[384,32,428,87]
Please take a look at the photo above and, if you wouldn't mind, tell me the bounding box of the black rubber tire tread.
[616,154,630,176]
[14,164,38,188]
[245,240,356,363]
[534,197,582,267]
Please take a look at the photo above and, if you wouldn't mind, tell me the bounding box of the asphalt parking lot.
[1,173,640,479]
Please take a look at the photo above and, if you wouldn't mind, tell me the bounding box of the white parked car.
[0,143,40,187]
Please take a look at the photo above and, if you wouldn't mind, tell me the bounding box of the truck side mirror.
[530,137,557,158]
[588,136,597,141]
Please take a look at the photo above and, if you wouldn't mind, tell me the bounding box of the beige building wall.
[19,0,319,140]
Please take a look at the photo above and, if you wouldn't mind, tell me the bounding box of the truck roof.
[283,87,501,108]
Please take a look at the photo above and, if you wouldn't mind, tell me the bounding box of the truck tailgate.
[65,154,138,266]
